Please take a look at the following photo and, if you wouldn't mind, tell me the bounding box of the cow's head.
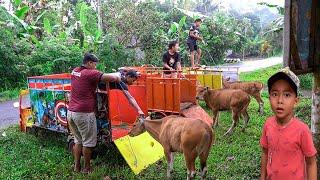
[222,77,231,87]
[128,116,147,137]
[196,86,209,101]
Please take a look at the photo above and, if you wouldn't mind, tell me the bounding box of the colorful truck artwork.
[27,74,71,133]
[29,89,68,132]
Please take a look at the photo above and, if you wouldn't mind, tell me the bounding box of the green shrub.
[298,73,313,90]
[0,27,26,90]
[96,35,136,72]
[26,39,83,76]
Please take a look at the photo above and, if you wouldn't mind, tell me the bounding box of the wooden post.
[312,71,320,178]
[311,0,320,177]
[283,0,291,67]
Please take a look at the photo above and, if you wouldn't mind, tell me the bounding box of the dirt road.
[0,99,19,129]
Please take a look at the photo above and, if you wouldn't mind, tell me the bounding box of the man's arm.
[100,73,121,83]
[189,30,202,40]
[306,156,317,180]
[163,62,173,71]
[163,54,174,72]
[122,90,144,116]
[177,62,182,71]
[176,62,184,78]
[260,147,268,180]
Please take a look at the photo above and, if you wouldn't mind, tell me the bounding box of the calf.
[196,86,250,135]
[222,77,264,114]
[129,115,214,180]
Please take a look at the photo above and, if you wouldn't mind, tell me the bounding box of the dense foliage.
[0,0,283,91]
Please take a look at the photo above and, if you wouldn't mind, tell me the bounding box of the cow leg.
[164,149,173,178]
[169,152,174,174]
[253,93,264,115]
[184,150,197,180]
[224,110,239,136]
[213,110,219,128]
[241,110,250,132]
[199,151,210,179]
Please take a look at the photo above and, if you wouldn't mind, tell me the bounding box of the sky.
[220,0,285,6]
[155,0,285,14]
[217,0,284,14]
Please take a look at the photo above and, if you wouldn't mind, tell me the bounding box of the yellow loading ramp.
[114,132,164,175]
[183,68,223,89]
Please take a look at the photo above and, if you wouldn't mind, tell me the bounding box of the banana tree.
[258,2,284,34]
[77,2,103,50]
[168,16,188,40]
[1,0,46,44]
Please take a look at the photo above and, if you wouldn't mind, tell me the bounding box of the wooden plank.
[283,0,291,67]
[289,2,303,70]
[315,0,320,72]
[309,0,317,70]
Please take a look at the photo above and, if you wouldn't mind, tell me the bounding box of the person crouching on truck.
[162,40,182,78]
[67,53,121,174]
[104,69,145,117]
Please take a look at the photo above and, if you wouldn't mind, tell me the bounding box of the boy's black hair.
[83,53,99,64]
[126,70,138,78]
[195,18,202,23]
[168,40,179,50]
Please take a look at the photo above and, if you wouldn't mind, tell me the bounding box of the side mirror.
[13,102,19,108]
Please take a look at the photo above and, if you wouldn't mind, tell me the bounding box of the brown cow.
[222,77,264,115]
[129,115,214,180]
[196,86,250,135]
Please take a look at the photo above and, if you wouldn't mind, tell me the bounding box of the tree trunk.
[97,0,103,32]
[311,71,320,179]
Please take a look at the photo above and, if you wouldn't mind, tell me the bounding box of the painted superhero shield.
[55,101,68,126]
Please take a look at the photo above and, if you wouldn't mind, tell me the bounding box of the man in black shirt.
[186,18,203,68]
[162,40,182,78]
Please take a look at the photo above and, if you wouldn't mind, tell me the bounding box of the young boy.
[260,67,317,180]
[162,40,182,78]
[186,18,203,68]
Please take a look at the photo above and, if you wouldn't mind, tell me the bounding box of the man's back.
[69,66,103,113]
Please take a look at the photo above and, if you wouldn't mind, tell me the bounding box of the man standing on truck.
[187,18,203,68]
[67,53,121,174]
[162,40,182,78]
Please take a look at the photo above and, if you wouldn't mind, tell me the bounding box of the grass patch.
[240,64,313,90]
[0,96,312,179]
[299,73,313,90]
[0,89,21,102]
[240,64,281,85]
